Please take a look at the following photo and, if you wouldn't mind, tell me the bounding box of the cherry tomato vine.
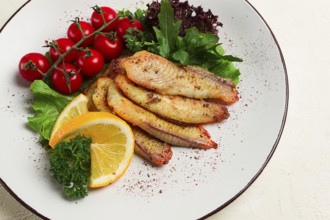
[44,12,120,79]
[18,5,125,95]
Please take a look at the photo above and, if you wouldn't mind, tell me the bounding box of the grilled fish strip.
[122,50,238,104]
[92,77,113,112]
[133,127,172,166]
[115,74,229,124]
[90,77,173,165]
[82,59,120,111]
[107,78,217,149]
[83,79,98,111]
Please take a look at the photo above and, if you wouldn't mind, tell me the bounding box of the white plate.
[0,0,288,219]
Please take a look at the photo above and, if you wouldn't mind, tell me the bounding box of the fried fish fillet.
[83,79,98,111]
[92,77,112,112]
[133,127,172,166]
[107,78,217,149]
[82,60,119,111]
[91,77,172,166]
[115,74,229,124]
[122,50,238,104]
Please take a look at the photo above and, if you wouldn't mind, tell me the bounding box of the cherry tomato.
[48,38,78,63]
[18,53,50,82]
[116,17,144,38]
[76,49,104,77]
[51,63,83,95]
[93,33,123,62]
[67,19,95,47]
[90,6,119,32]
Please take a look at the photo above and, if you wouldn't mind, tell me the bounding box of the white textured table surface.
[1,0,330,219]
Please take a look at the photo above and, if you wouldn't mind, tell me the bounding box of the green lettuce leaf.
[27,80,73,141]
[153,0,181,58]
[171,28,242,83]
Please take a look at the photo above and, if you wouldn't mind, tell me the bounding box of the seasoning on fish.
[115,74,229,124]
[107,78,218,149]
[83,79,98,111]
[92,77,113,112]
[133,127,172,166]
[122,50,239,104]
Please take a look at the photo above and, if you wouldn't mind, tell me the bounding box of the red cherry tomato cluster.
[18,5,144,95]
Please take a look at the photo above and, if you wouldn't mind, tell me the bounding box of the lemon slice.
[49,112,134,188]
[50,93,89,139]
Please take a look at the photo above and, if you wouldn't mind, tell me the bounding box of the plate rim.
[0,0,289,219]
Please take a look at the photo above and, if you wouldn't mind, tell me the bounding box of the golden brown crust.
[133,127,172,166]
[83,80,98,111]
[107,77,217,149]
[123,50,238,104]
[92,77,113,112]
[115,74,229,124]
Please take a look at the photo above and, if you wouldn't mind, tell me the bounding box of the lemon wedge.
[50,93,89,139]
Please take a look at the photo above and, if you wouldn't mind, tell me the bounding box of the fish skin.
[90,77,173,165]
[115,74,229,124]
[107,78,218,149]
[122,50,238,104]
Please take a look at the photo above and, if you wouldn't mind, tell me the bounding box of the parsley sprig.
[49,135,92,200]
